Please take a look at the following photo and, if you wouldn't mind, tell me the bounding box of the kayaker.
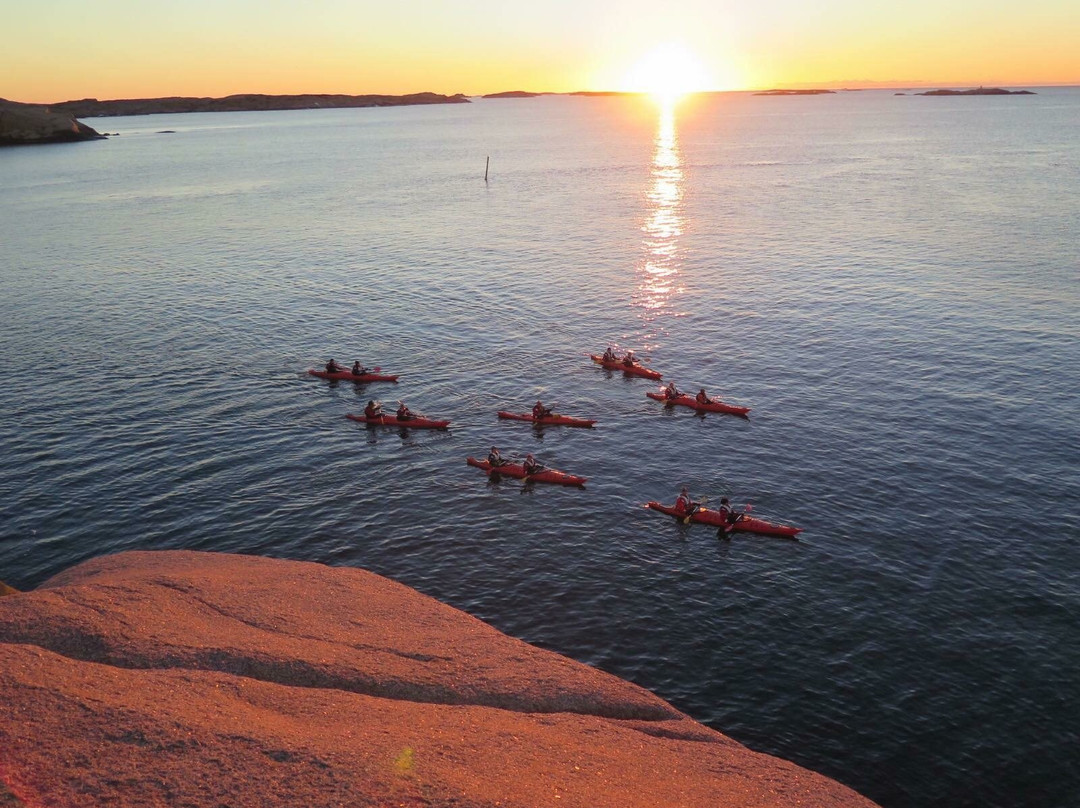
[695,388,712,405]
[364,400,382,419]
[351,361,368,376]
[665,381,682,400]
[488,447,505,467]
[533,400,553,419]
[603,346,618,362]
[623,350,636,368]
[325,359,343,373]
[675,487,700,518]
[717,498,744,527]
[523,453,540,476]
[396,402,414,421]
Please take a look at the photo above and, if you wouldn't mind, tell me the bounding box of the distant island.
[482,91,546,99]
[913,87,1036,96]
[48,92,469,118]
[753,89,835,96]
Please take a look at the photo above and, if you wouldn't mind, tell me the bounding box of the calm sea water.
[1,89,1078,807]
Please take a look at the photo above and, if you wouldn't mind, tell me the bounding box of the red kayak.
[346,413,450,430]
[497,411,596,428]
[467,457,586,487]
[646,390,750,416]
[590,354,662,381]
[308,369,399,383]
[645,501,802,538]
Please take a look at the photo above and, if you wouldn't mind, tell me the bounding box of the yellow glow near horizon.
[621,44,714,101]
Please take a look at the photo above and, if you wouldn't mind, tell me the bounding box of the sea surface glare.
[1,89,1078,808]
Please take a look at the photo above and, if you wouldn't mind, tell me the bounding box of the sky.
[4,0,1079,102]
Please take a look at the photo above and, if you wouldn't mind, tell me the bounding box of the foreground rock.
[0,551,879,807]
[49,92,469,118]
[0,98,104,145]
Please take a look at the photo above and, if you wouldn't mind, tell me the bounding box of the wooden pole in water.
[484,156,489,182]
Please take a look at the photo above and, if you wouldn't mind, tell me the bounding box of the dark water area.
[1,89,1078,807]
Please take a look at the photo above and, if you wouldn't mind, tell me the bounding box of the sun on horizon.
[620,43,721,101]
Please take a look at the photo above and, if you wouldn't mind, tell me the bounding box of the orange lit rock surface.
[0,550,879,807]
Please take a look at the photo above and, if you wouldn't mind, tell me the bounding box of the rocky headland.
[0,550,880,807]
[0,98,104,145]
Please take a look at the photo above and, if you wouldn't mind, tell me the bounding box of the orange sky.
[5,0,1078,102]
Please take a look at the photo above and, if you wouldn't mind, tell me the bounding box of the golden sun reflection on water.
[632,97,685,337]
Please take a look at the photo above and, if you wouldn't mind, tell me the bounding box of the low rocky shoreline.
[0,550,880,807]
[0,92,469,145]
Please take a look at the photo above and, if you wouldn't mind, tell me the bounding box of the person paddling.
[603,346,618,362]
[326,359,343,373]
[675,487,701,519]
[664,381,682,400]
[488,447,505,467]
[622,350,637,368]
[396,402,414,421]
[364,399,383,419]
[532,400,553,420]
[522,453,541,476]
[351,361,368,376]
[716,497,744,537]
[695,388,713,405]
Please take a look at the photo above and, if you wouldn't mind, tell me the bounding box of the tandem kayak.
[308,369,399,383]
[466,457,587,487]
[346,413,450,430]
[497,411,597,428]
[645,501,802,538]
[646,390,750,416]
[590,355,662,380]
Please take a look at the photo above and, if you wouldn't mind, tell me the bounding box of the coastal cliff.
[0,98,104,145]
[0,550,880,807]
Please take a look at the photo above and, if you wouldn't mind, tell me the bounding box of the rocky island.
[48,91,469,118]
[754,89,836,96]
[482,90,545,98]
[914,87,1036,95]
[0,550,880,807]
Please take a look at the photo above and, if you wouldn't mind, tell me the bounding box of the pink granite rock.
[0,550,879,807]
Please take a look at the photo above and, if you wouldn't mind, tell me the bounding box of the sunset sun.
[621,43,712,100]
